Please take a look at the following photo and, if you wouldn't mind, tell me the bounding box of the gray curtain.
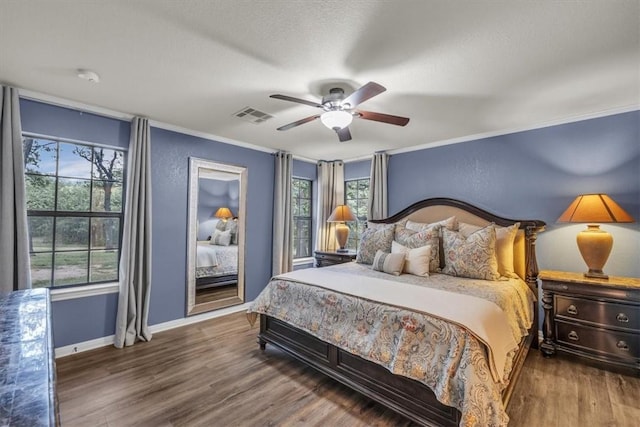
[0,85,31,293]
[368,152,389,220]
[115,117,152,348]
[272,152,293,275]
[316,160,344,251]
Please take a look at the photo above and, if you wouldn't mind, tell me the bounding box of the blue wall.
[20,97,639,347]
[345,159,370,180]
[386,111,640,278]
[20,99,275,346]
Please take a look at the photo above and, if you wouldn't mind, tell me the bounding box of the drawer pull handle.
[616,313,629,323]
[568,331,579,341]
[566,305,578,315]
[616,341,629,351]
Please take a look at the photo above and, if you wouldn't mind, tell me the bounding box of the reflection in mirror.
[187,158,246,315]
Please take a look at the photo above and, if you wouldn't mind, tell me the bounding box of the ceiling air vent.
[233,107,273,124]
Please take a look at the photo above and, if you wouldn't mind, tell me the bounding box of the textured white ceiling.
[1,0,638,160]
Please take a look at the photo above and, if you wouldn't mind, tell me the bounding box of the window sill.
[50,282,120,302]
[293,257,314,267]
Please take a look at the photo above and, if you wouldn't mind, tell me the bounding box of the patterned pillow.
[391,241,432,277]
[394,222,440,272]
[215,220,227,232]
[405,216,458,232]
[356,223,395,265]
[372,250,405,276]
[210,229,232,246]
[225,220,239,245]
[442,226,499,280]
[458,222,520,278]
[403,217,458,270]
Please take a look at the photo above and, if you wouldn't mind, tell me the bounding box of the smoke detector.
[77,69,100,83]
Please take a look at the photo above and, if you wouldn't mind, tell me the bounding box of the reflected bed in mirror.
[187,158,247,315]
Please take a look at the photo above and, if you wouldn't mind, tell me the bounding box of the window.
[292,178,312,258]
[23,136,125,288]
[345,178,370,250]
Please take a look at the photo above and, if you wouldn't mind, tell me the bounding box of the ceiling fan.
[270,81,410,142]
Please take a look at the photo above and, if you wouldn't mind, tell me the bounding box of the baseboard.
[54,302,252,358]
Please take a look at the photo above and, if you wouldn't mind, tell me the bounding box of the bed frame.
[258,198,545,426]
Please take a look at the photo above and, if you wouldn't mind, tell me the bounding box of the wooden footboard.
[259,314,533,426]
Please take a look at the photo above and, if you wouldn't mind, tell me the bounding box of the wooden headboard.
[370,198,546,335]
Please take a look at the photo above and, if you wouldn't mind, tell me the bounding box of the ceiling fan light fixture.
[320,110,353,130]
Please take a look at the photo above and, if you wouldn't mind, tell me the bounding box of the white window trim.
[50,282,119,302]
[293,256,314,266]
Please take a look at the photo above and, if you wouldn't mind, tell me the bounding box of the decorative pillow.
[459,222,520,278]
[225,220,239,245]
[404,216,458,269]
[372,250,405,276]
[210,229,232,246]
[442,226,499,280]
[356,223,395,265]
[215,220,226,232]
[405,216,458,232]
[391,241,432,277]
[394,222,440,272]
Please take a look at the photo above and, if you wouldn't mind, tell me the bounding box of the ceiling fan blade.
[336,127,352,142]
[270,94,324,109]
[276,114,321,131]
[358,110,410,126]
[342,81,386,108]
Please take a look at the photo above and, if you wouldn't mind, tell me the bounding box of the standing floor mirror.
[186,158,246,315]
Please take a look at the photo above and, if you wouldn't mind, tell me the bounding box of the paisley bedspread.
[248,263,534,427]
[195,243,238,278]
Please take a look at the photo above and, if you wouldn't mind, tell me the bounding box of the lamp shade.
[558,194,634,223]
[327,205,356,222]
[214,207,233,219]
[320,110,353,130]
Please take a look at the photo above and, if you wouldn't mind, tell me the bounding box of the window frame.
[291,177,313,260]
[23,133,127,289]
[344,177,370,251]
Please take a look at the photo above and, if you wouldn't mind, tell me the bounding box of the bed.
[195,241,238,288]
[248,198,544,426]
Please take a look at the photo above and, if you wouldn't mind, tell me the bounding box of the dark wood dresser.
[540,270,640,372]
[0,288,59,426]
[314,250,357,267]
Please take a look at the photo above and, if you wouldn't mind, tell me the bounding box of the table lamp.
[214,207,233,222]
[327,205,356,253]
[558,194,634,279]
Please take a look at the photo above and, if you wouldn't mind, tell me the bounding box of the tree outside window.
[345,178,369,250]
[23,137,125,288]
[292,178,312,258]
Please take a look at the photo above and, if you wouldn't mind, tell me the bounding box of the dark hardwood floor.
[56,312,640,427]
[195,284,238,305]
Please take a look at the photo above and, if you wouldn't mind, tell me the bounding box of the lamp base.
[577,224,612,281]
[584,270,609,280]
[334,223,350,252]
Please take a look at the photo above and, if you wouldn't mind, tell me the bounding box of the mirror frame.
[186,157,247,315]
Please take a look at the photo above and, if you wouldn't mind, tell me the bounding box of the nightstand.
[540,270,640,372]
[314,250,356,267]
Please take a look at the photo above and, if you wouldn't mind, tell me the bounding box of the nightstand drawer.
[556,295,640,331]
[556,320,639,360]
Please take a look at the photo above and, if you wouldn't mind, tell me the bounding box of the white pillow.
[391,241,432,277]
[210,229,231,246]
[459,222,520,278]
